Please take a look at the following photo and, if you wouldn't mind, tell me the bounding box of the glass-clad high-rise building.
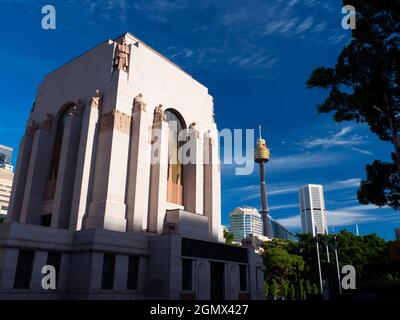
[270,216,297,241]
[0,145,13,171]
[229,207,263,243]
[229,207,296,242]
[0,145,13,217]
[299,184,328,236]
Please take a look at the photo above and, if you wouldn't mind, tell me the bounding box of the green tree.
[223,229,234,244]
[261,231,394,297]
[264,281,269,299]
[263,247,304,286]
[358,160,400,210]
[299,279,305,300]
[0,217,5,223]
[312,283,320,295]
[280,282,289,299]
[305,280,312,295]
[288,284,296,300]
[270,279,279,300]
[306,1,400,210]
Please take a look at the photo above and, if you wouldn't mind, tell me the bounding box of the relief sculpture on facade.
[113,38,130,72]
[133,93,147,112]
[100,109,131,135]
[90,89,102,109]
[153,104,166,123]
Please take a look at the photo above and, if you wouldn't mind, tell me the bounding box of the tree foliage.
[223,229,234,244]
[288,284,296,300]
[262,231,398,299]
[307,0,400,209]
[270,278,279,299]
[264,281,269,298]
[358,160,400,210]
[263,246,304,285]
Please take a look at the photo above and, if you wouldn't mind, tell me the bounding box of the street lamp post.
[314,229,324,295]
[332,228,342,295]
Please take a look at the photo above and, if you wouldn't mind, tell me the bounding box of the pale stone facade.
[0,33,264,300]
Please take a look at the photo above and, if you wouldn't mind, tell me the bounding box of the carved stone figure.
[25,120,39,137]
[69,99,84,117]
[113,38,130,72]
[133,93,147,112]
[189,121,200,138]
[153,104,166,122]
[90,89,102,109]
[39,113,53,131]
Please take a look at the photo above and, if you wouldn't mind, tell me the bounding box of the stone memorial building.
[0,33,264,300]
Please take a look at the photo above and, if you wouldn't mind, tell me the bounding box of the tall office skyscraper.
[299,184,328,236]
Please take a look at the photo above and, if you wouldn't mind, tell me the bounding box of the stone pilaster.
[7,122,37,222]
[203,124,222,242]
[184,130,204,214]
[114,255,129,290]
[226,263,240,300]
[30,251,48,290]
[247,247,265,300]
[51,114,82,229]
[20,125,53,225]
[126,106,152,231]
[147,118,169,233]
[195,260,210,299]
[69,102,100,230]
[0,248,19,290]
[84,109,131,232]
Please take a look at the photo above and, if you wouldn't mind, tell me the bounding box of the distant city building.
[270,216,297,241]
[0,145,13,217]
[396,228,400,241]
[229,207,296,243]
[229,207,263,243]
[299,184,328,236]
[0,145,13,172]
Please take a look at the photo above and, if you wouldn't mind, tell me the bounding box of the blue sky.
[0,0,398,240]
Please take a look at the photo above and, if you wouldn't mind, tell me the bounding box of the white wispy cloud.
[276,205,398,230]
[228,51,279,70]
[42,0,347,77]
[299,126,372,155]
[325,178,361,191]
[269,151,346,171]
[269,203,298,210]
[295,16,314,33]
[277,215,301,229]
[327,33,347,45]
[312,21,326,33]
[225,177,361,204]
